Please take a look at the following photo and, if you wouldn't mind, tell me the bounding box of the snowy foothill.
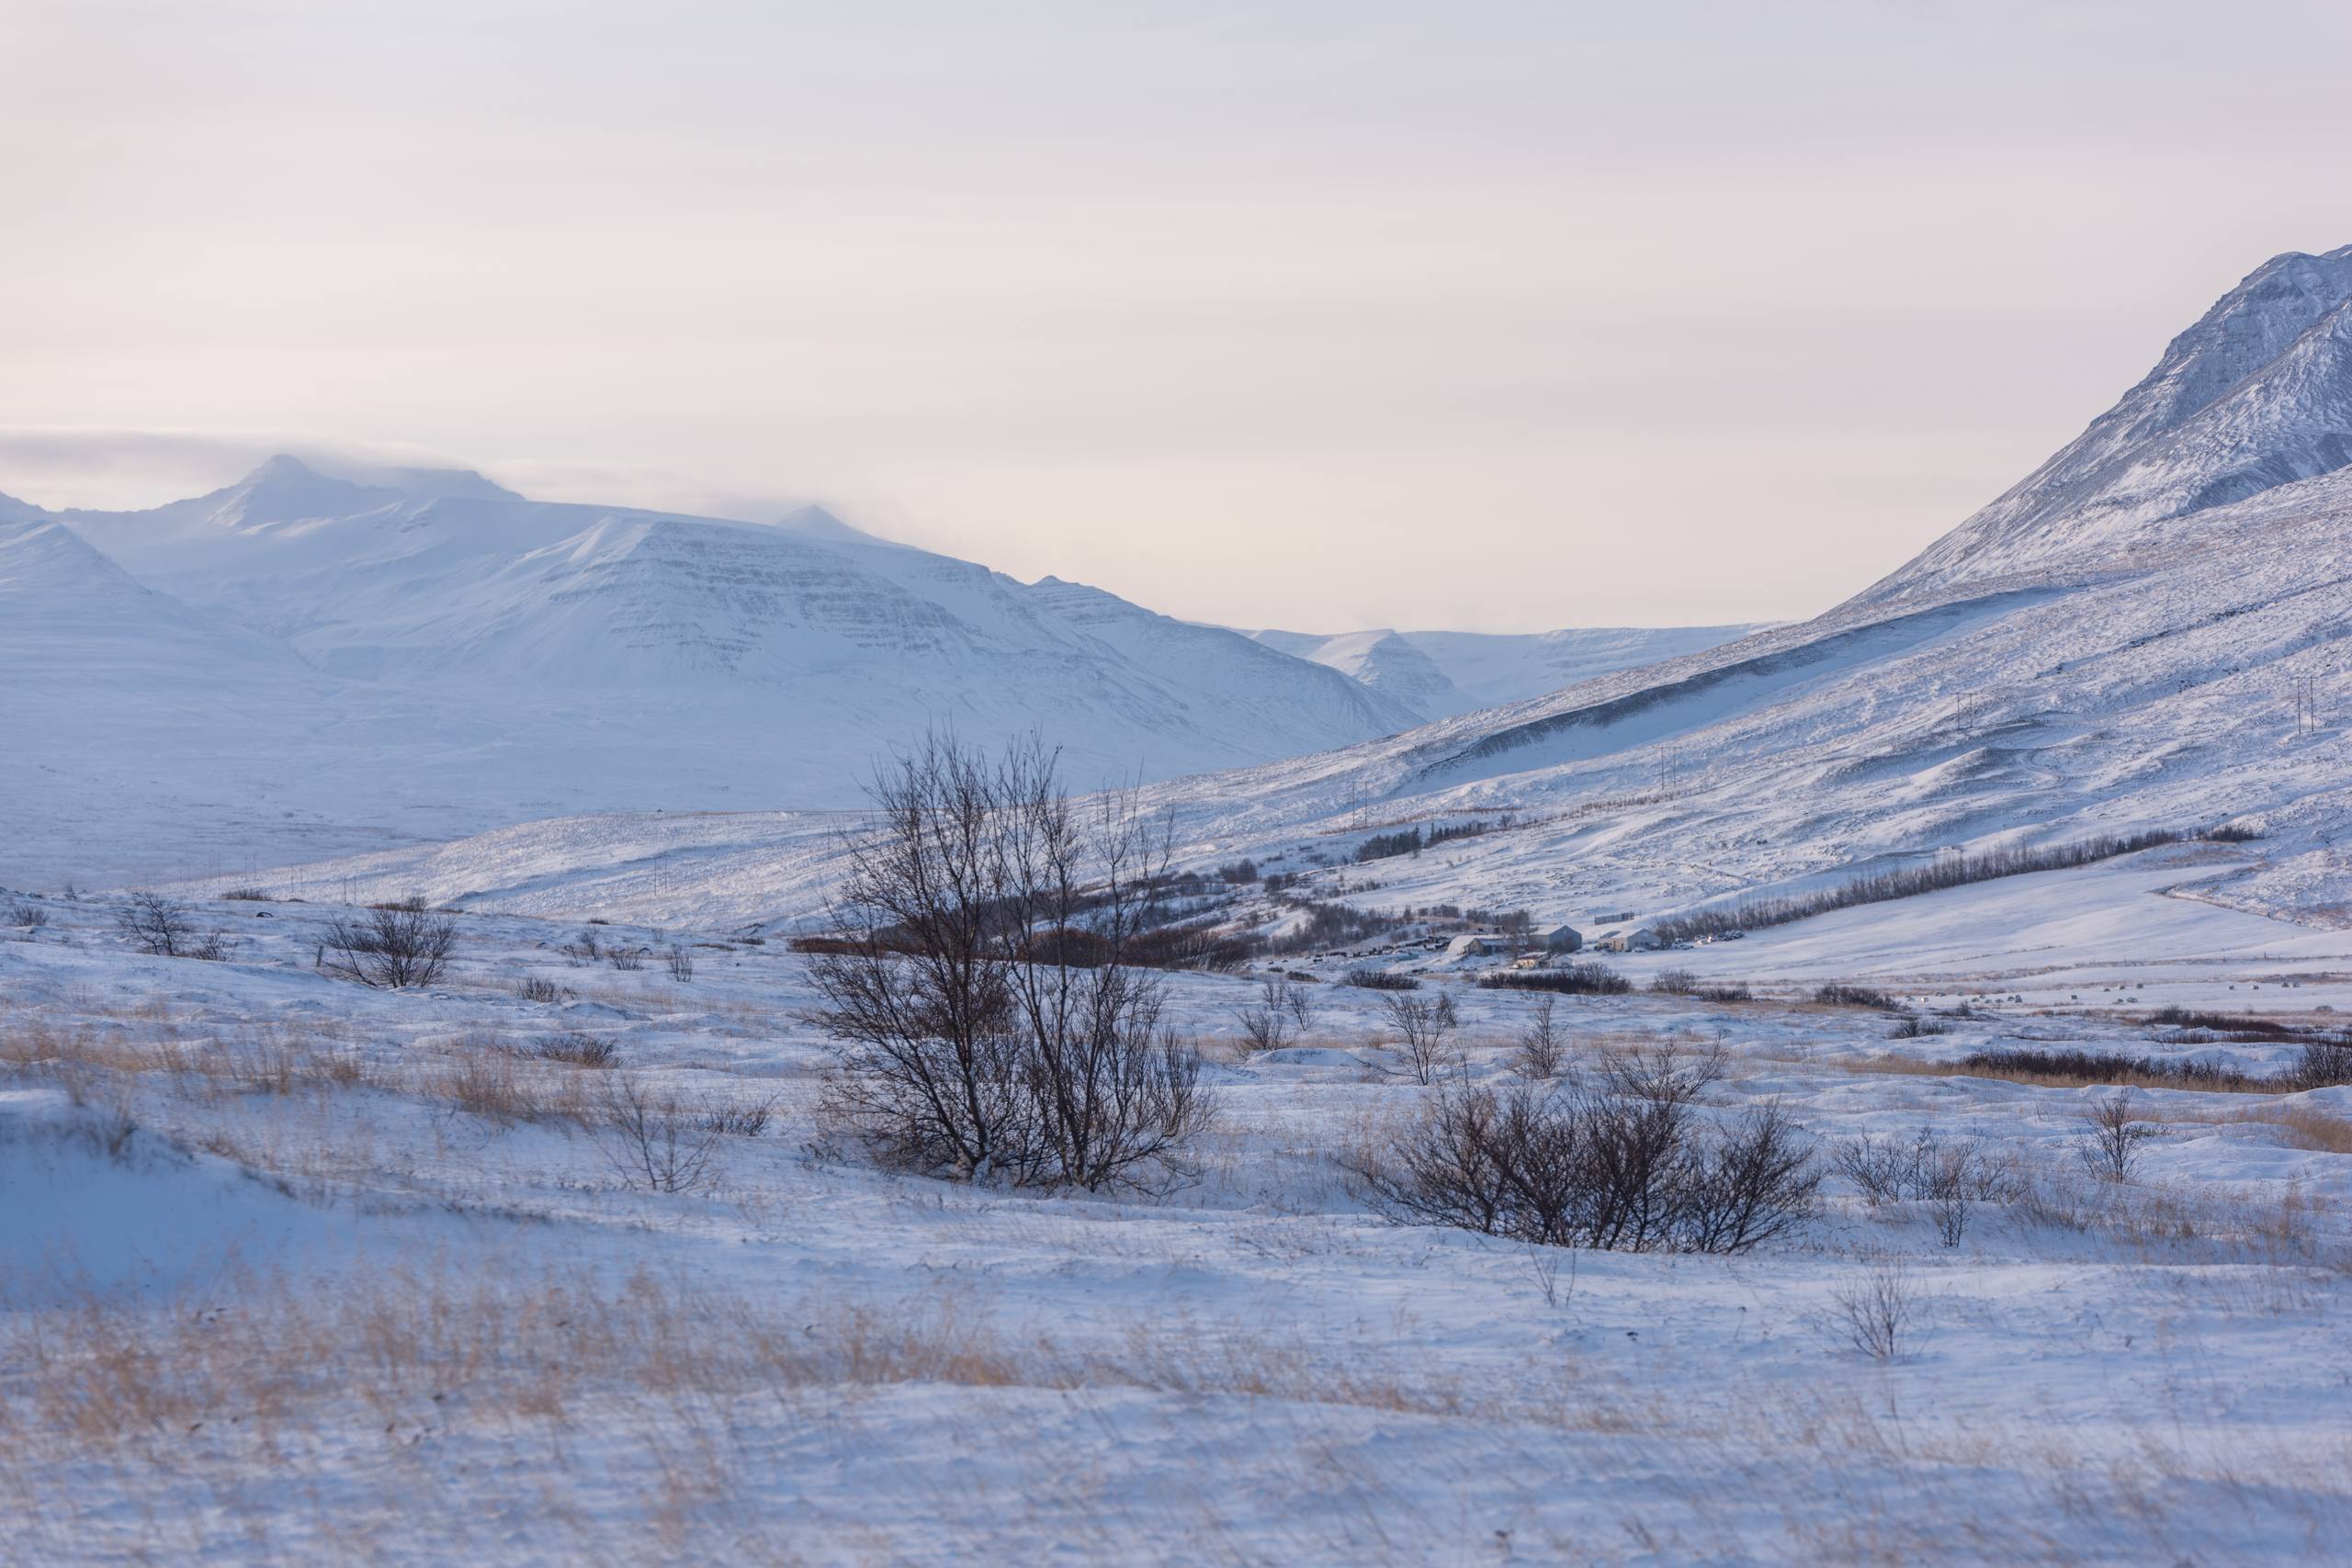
[3,882,2348,1563]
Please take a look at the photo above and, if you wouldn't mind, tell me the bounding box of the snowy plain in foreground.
[4,865,2346,1565]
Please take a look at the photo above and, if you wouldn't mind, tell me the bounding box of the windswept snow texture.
[6,886,2351,1562]
[1250,623,1763,719]
[5,457,1421,885]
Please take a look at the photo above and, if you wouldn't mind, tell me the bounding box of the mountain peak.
[239,454,523,503]
[773,502,876,544]
[1863,243,2352,601]
[245,453,320,483]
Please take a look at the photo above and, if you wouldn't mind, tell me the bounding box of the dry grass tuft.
[413,1048,595,1127]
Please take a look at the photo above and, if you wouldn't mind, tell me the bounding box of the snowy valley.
[10,245,2352,1566]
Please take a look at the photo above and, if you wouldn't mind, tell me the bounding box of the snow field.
[4,887,2349,1563]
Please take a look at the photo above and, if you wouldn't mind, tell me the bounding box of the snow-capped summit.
[1868,244,2352,599]
[772,502,880,545]
[2,463,1439,879]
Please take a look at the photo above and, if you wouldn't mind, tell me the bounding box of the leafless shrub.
[562,930,602,962]
[698,1097,778,1138]
[2078,1091,2157,1183]
[115,891,196,957]
[516,975,563,1004]
[532,1031,621,1068]
[1479,964,1631,997]
[664,945,695,983]
[1511,996,1566,1080]
[1380,989,1461,1085]
[1597,1037,1726,1106]
[1235,975,1303,1054]
[2289,1037,2352,1090]
[594,1072,722,1192]
[1836,1127,2016,1202]
[606,946,646,972]
[1350,1078,1818,1254]
[1835,1127,2017,1247]
[1281,975,1314,1032]
[1646,967,1756,1004]
[9,903,48,931]
[808,735,1216,1192]
[1678,1101,1824,1254]
[221,886,271,901]
[1525,1245,1571,1309]
[1342,966,1419,990]
[1890,1015,1951,1038]
[1832,1253,1917,1359]
[1815,983,1902,1010]
[321,904,457,988]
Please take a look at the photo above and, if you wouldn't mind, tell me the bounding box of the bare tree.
[322,902,458,988]
[1380,989,1461,1085]
[2077,1091,2155,1183]
[808,735,1213,1192]
[117,891,194,956]
[1511,996,1566,1079]
[1497,908,1534,955]
[664,945,695,982]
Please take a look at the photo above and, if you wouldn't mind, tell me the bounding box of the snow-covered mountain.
[1867,244,2352,600]
[1252,624,1770,719]
[5,458,1422,882]
[213,245,2352,931]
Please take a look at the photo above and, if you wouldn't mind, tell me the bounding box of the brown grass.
[2160,1101,2352,1155]
[1817,1051,2277,1095]
[412,1047,596,1127]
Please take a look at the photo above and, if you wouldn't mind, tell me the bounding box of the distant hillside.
[3,458,1419,883]
[1249,624,1764,720]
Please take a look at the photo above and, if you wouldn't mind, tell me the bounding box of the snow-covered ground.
[6,885,2347,1564]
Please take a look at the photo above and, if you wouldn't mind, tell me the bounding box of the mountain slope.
[1869,245,2352,600]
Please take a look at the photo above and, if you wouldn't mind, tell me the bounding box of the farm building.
[1536,923,1582,953]
[1442,932,1505,960]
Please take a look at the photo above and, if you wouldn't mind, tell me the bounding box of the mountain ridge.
[1866,244,2352,600]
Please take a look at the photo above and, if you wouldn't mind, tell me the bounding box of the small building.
[1443,932,1504,960]
[1594,926,1665,953]
[1535,923,1582,954]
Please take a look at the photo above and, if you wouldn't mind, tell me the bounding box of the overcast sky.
[6,2,2352,630]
